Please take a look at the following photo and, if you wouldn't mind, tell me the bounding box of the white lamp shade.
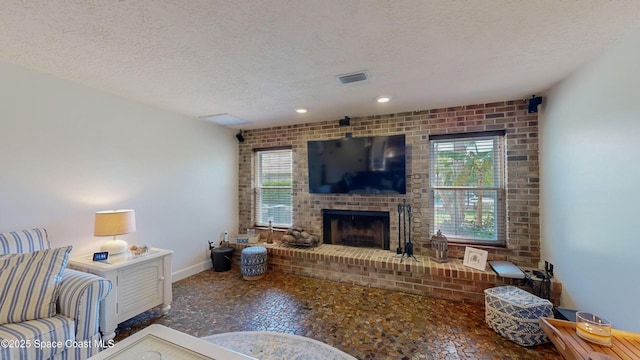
[95,209,136,255]
[94,209,136,236]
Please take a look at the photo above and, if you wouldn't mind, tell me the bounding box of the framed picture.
[463,247,488,271]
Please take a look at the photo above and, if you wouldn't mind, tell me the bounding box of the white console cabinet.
[68,248,173,341]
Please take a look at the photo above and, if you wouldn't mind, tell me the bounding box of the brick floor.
[115,266,561,359]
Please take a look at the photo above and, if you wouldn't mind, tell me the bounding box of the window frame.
[429,131,506,246]
[254,146,293,228]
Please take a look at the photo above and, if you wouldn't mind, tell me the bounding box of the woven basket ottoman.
[484,286,553,346]
[241,246,267,280]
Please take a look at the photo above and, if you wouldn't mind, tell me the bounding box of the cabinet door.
[117,258,164,318]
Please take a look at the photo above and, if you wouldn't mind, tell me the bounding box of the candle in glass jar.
[575,311,612,347]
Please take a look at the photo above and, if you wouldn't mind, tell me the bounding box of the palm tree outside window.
[429,131,505,245]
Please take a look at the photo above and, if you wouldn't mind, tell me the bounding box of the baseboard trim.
[172,260,211,282]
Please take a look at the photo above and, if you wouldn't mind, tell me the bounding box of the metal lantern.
[430,229,449,263]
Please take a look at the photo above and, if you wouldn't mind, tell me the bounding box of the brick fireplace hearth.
[230,242,562,306]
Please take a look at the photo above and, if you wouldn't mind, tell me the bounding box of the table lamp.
[94,209,136,255]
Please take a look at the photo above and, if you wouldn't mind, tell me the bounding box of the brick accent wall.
[238,99,540,268]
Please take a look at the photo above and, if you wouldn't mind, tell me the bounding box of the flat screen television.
[307,134,406,194]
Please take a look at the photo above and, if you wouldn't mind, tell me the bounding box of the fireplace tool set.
[397,199,417,262]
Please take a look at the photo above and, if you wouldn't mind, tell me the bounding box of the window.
[429,131,505,245]
[255,147,293,227]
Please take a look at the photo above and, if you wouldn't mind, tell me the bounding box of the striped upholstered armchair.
[0,228,112,360]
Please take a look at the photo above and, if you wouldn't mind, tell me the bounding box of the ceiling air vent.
[199,113,249,126]
[336,71,369,85]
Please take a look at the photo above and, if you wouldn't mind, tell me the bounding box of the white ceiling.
[1,1,638,129]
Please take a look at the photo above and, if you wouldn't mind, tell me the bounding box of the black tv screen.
[307,134,406,194]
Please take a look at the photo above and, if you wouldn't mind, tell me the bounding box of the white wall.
[540,26,640,332]
[0,60,239,281]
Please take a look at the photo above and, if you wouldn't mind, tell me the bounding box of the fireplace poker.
[396,204,403,254]
[401,201,417,262]
[402,199,407,249]
[406,205,414,258]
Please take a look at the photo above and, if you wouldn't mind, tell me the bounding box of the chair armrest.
[57,269,111,341]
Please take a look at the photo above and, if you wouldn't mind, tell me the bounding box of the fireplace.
[322,209,390,250]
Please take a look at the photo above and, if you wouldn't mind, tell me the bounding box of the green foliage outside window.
[432,136,502,243]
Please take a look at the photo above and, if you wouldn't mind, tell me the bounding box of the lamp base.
[101,239,128,255]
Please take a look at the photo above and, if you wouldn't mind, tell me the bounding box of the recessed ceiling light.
[296,108,308,114]
[376,96,391,103]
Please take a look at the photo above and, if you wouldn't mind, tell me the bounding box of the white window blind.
[255,147,293,227]
[429,131,505,244]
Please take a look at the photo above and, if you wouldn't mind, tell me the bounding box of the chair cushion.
[0,314,75,360]
[0,246,72,325]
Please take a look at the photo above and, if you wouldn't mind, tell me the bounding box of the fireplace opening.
[322,209,390,250]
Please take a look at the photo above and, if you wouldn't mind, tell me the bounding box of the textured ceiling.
[1,1,638,129]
